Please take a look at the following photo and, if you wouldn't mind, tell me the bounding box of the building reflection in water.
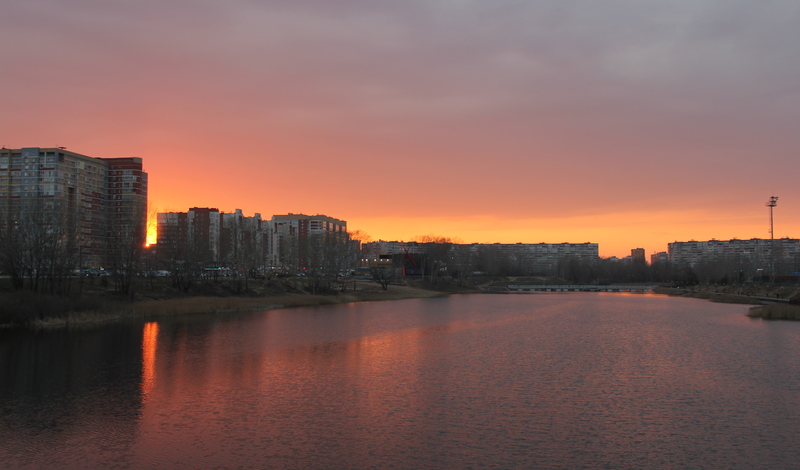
[0,323,146,468]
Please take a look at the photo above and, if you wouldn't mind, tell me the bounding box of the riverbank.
[0,280,448,329]
[653,284,800,321]
[653,284,800,304]
[653,286,763,304]
[7,277,800,328]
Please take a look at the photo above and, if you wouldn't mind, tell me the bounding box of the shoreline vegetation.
[3,277,800,329]
[0,280,451,329]
[653,285,800,321]
[746,304,800,321]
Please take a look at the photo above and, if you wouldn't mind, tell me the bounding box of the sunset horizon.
[3,1,798,259]
[4,2,800,467]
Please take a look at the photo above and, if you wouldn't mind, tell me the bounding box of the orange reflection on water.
[132,312,466,465]
[141,322,159,402]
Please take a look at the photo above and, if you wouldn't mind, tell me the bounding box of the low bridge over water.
[506,285,657,293]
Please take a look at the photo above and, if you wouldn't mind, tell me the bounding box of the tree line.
[0,197,148,297]
[4,202,799,304]
[372,237,800,287]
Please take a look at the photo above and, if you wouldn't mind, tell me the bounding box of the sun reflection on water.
[141,322,159,402]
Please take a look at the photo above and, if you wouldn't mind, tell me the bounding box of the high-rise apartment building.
[268,214,347,268]
[157,209,316,271]
[156,208,269,266]
[650,252,669,264]
[157,207,222,263]
[668,238,800,268]
[106,157,148,236]
[631,248,646,263]
[361,241,599,275]
[220,209,268,265]
[0,147,147,267]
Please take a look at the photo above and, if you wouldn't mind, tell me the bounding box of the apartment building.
[268,213,347,268]
[650,252,669,264]
[0,147,147,267]
[360,240,423,262]
[157,207,273,271]
[157,207,222,262]
[668,238,800,268]
[220,209,269,265]
[362,241,599,275]
[463,242,599,274]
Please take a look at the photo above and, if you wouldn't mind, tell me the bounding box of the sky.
[2,0,798,257]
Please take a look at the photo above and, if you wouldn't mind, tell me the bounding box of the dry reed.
[747,304,800,320]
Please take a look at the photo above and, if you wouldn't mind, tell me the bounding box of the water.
[2,293,800,469]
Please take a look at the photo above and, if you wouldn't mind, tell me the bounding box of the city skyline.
[2,1,798,258]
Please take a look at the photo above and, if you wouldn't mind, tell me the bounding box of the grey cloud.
[2,0,799,212]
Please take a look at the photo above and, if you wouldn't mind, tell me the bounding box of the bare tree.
[157,213,207,293]
[303,231,353,294]
[348,229,371,246]
[413,235,456,285]
[347,230,370,289]
[221,212,267,293]
[0,198,80,295]
[281,235,301,277]
[450,244,475,286]
[370,266,396,290]
[107,201,149,298]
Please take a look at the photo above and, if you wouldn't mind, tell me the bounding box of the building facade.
[157,207,222,263]
[220,209,269,267]
[0,147,147,267]
[361,241,600,276]
[268,214,347,269]
[460,242,599,275]
[157,208,273,272]
[650,252,669,264]
[668,238,800,274]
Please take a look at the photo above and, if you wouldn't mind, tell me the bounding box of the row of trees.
[156,212,266,294]
[0,199,79,294]
[0,198,148,297]
[0,199,360,297]
[5,200,798,300]
[158,218,361,294]
[302,232,358,294]
[555,254,800,285]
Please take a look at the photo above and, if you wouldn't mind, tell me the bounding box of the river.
[2,293,800,469]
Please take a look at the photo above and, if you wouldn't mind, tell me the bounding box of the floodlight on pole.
[767,196,778,240]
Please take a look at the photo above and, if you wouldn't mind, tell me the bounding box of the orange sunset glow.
[3,2,798,258]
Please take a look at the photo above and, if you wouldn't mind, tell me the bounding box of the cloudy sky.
[2,0,798,256]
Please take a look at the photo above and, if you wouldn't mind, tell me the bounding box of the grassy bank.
[11,275,799,328]
[1,281,446,329]
[653,284,800,321]
[652,287,763,305]
[653,285,800,304]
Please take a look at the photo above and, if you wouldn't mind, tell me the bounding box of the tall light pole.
[767,196,778,240]
[767,196,778,277]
